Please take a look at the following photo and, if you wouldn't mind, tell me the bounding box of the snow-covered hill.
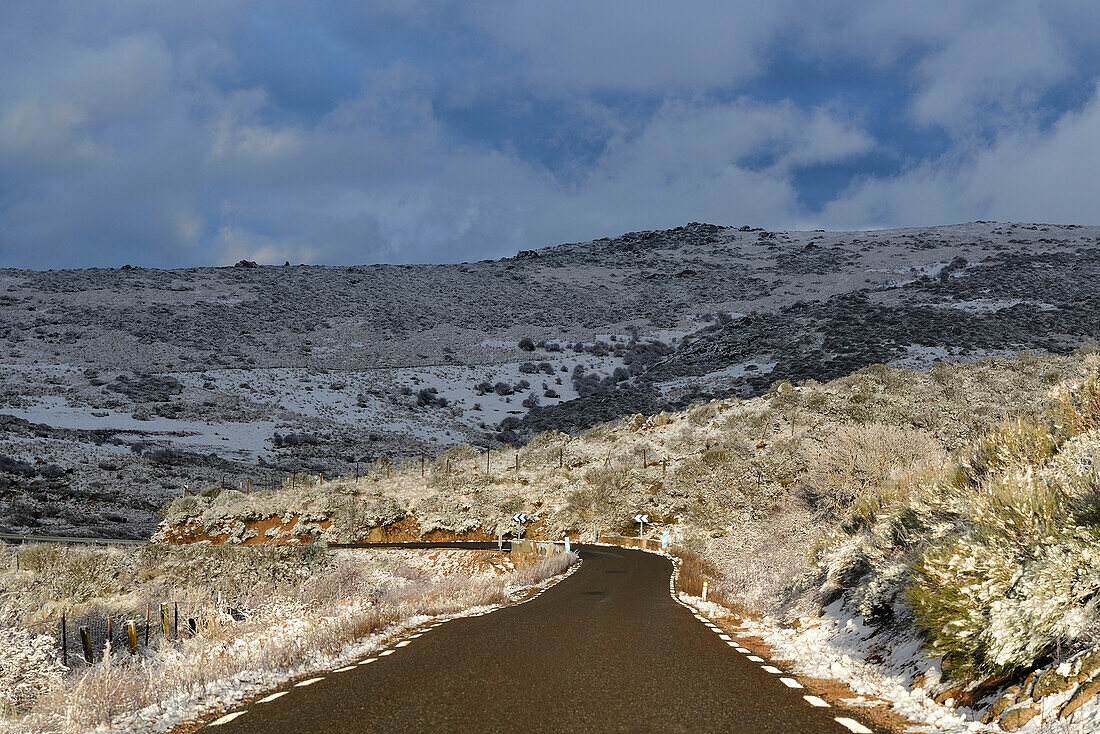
[2,221,1099,537]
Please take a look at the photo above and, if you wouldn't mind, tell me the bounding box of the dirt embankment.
[158,513,585,546]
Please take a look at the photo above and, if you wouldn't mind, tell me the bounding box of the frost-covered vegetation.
[0,543,576,731]
[798,357,1100,683]
[159,350,1083,562]
[149,347,1100,725]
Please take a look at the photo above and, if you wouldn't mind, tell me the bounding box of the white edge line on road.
[835,717,872,733]
[359,657,378,665]
[396,640,411,647]
[761,665,782,674]
[256,691,287,703]
[294,677,325,687]
[335,665,357,672]
[718,634,731,641]
[209,711,247,726]
[673,571,865,724]
[379,649,394,656]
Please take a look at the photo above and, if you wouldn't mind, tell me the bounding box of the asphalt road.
[202,545,880,733]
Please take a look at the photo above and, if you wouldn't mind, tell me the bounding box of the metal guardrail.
[0,533,147,546]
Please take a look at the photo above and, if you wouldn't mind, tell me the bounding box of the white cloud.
[821,82,1100,227]
[910,5,1070,130]
[470,0,790,92]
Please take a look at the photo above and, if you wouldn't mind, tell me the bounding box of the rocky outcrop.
[977,645,1100,729]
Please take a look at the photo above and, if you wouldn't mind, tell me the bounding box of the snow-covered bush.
[0,627,65,714]
[800,364,1100,682]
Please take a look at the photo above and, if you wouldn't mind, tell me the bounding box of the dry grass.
[4,550,577,733]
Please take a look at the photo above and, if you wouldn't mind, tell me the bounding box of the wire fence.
[19,600,252,669]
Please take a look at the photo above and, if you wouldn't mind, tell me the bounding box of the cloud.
[469,0,791,92]
[822,82,1100,227]
[909,5,1070,130]
[1,1,1100,269]
[0,33,171,169]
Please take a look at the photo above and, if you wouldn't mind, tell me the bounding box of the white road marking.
[780,678,804,689]
[835,717,872,733]
[747,655,764,662]
[410,633,423,638]
[396,640,411,647]
[736,647,751,653]
[379,649,394,656]
[359,657,378,665]
[335,665,357,672]
[718,634,731,641]
[210,711,247,726]
[726,640,739,647]
[294,677,324,687]
[761,665,782,674]
[803,695,830,708]
[256,691,287,704]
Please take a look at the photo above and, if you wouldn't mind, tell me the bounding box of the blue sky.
[2,1,1100,268]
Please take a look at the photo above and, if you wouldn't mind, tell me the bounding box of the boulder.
[1060,677,1100,720]
[981,690,1019,724]
[1071,647,1100,683]
[998,704,1039,731]
[1033,668,1071,699]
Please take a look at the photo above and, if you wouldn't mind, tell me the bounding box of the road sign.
[633,514,649,524]
[512,513,528,523]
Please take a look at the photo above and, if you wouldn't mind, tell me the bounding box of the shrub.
[0,627,65,714]
[1050,365,1100,437]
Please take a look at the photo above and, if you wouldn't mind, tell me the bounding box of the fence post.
[61,614,67,666]
[515,454,519,472]
[80,626,93,664]
[126,620,138,654]
[174,602,179,639]
[559,447,563,469]
[161,603,170,640]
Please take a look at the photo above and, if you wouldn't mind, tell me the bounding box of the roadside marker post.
[634,514,649,536]
[661,530,670,550]
[80,626,93,663]
[564,537,571,553]
[702,580,709,601]
[126,620,138,654]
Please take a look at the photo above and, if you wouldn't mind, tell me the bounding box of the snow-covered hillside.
[2,221,1099,538]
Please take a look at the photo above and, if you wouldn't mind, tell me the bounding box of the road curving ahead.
[200,544,881,733]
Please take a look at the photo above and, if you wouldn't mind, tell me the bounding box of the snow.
[679,594,1100,733]
[90,558,581,733]
[1,396,278,461]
